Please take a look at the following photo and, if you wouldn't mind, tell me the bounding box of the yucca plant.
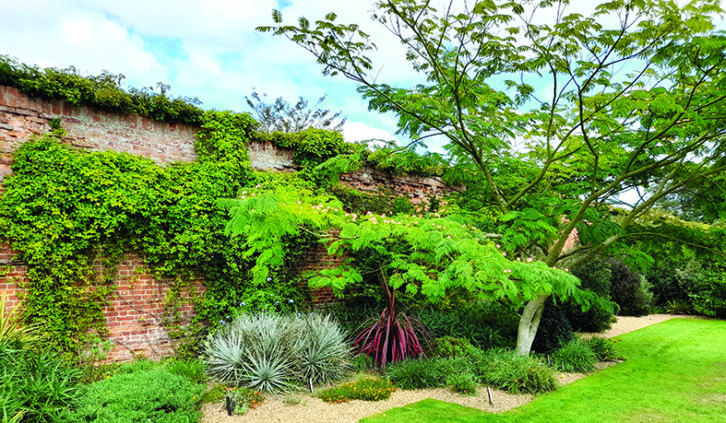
[204,312,350,393]
[354,272,429,368]
[296,314,351,385]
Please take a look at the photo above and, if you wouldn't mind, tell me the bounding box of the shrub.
[417,301,518,350]
[676,261,726,318]
[68,369,204,423]
[383,357,469,389]
[473,349,557,394]
[609,259,653,316]
[165,358,208,384]
[446,373,477,395]
[0,349,82,423]
[204,313,350,392]
[319,377,396,403]
[532,298,574,354]
[351,353,375,372]
[646,260,690,307]
[551,339,597,373]
[583,336,619,361]
[567,259,618,332]
[433,336,474,358]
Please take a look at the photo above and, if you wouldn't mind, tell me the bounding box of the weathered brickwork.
[0,85,448,360]
[0,85,198,183]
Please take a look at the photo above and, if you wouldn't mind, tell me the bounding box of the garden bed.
[201,315,691,423]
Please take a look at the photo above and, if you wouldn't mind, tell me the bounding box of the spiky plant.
[0,295,38,352]
[296,314,351,385]
[354,272,430,368]
[204,312,350,393]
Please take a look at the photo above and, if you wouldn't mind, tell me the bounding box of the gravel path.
[201,314,691,423]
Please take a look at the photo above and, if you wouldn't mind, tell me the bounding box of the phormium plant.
[354,271,429,368]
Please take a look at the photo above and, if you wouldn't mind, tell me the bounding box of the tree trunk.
[515,294,547,355]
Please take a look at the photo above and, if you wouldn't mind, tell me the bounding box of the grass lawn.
[361,318,726,423]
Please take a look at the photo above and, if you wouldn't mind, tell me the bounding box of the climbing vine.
[0,112,323,354]
[0,57,449,356]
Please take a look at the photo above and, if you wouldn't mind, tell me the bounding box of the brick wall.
[0,86,198,183]
[0,85,449,360]
[0,242,26,312]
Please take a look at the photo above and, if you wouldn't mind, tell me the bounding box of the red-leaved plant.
[353,272,430,368]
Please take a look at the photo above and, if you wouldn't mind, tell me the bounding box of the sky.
[0,0,724,156]
[0,0,418,146]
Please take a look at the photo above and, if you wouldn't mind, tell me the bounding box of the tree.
[258,0,726,354]
[220,187,586,358]
[245,90,346,132]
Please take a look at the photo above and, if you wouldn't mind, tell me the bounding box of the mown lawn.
[361,318,726,423]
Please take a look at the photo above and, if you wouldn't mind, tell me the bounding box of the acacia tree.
[258,0,726,354]
[245,90,346,132]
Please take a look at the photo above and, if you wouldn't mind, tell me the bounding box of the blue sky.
[0,0,417,146]
[0,0,724,155]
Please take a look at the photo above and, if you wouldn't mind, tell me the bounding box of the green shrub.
[351,353,375,372]
[165,358,208,384]
[676,261,726,318]
[446,373,477,395]
[583,336,620,361]
[68,369,204,423]
[551,339,597,373]
[319,377,395,403]
[646,260,690,307]
[416,302,518,350]
[384,357,469,389]
[433,336,474,358]
[204,313,350,392]
[473,349,557,394]
[0,349,82,423]
[609,259,653,316]
[532,298,574,354]
[567,259,618,332]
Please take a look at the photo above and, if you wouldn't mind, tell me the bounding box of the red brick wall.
[0,244,200,361]
[294,240,349,306]
[0,242,26,312]
[0,85,448,359]
[0,85,198,183]
[102,253,202,361]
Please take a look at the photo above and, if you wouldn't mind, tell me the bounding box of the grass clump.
[446,373,477,395]
[319,377,396,403]
[551,339,597,373]
[384,357,470,389]
[473,349,556,394]
[583,336,620,361]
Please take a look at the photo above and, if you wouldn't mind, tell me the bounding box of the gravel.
[201,314,692,423]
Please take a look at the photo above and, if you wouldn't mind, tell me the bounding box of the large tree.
[258,0,726,354]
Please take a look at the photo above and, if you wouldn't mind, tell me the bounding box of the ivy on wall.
[0,112,322,355]
[0,56,448,356]
[0,54,205,125]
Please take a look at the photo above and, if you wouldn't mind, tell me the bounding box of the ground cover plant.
[361,318,726,423]
[318,377,396,403]
[66,367,204,423]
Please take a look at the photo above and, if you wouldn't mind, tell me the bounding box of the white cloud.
[343,121,396,145]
